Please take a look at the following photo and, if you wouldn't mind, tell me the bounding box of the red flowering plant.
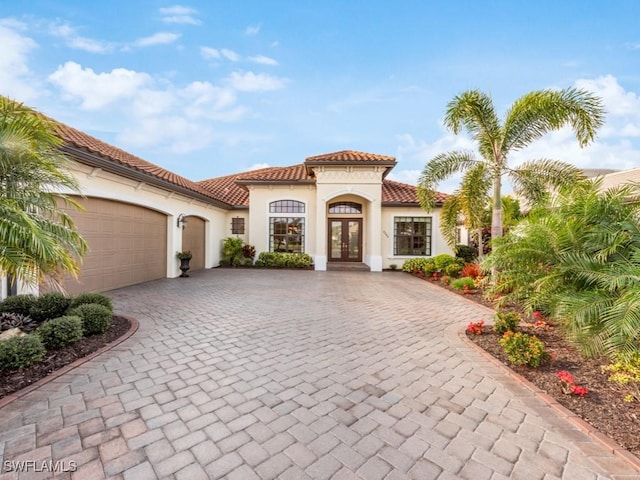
[532,310,554,329]
[466,320,484,335]
[555,370,588,396]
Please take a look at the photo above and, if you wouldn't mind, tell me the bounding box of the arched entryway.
[327,200,364,263]
[181,216,206,271]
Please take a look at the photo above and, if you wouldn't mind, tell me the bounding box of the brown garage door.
[181,216,205,271]
[48,197,168,294]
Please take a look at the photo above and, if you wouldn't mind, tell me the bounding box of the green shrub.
[499,331,548,368]
[455,245,477,263]
[444,259,465,277]
[0,334,46,371]
[37,315,83,350]
[0,312,38,333]
[389,264,398,270]
[450,277,475,290]
[0,294,38,316]
[433,254,457,272]
[69,303,113,335]
[255,252,313,268]
[401,258,436,275]
[493,311,521,334]
[29,292,71,322]
[70,292,113,313]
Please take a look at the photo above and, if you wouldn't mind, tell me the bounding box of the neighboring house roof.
[53,121,233,208]
[581,168,619,178]
[599,168,640,191]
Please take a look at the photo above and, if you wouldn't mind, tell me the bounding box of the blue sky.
[2,1,640,192]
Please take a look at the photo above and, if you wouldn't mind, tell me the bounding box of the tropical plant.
[499,331,548,368]
[222,237,244,266]
[484,179,640,359]
[493,311,520,334]
[450,277,475,291]
[0,97,88,286]
[417,88,604,244]
[0,312,38,333]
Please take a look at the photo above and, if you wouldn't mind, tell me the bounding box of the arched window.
[269,200,306,253]
[328,202,362,214]
[269,200,305,213]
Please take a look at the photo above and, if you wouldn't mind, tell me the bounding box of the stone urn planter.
[176,251,192,278]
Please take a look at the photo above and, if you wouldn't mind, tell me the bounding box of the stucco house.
[2,114,451,298]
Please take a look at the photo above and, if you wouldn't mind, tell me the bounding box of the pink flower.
[533,311,542,319]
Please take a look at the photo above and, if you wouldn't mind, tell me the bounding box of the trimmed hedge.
[37,315,83,350]
[0,294,38,316]
[29,292,71,323]
[255,252,313,268]
[69,292,113,313]
[0,334,46,371]
[69,303,112,335]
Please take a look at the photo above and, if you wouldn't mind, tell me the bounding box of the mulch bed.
[0,316,131,400]
[418,274,640,457]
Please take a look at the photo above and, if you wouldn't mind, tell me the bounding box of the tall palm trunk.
[491,173,503,239]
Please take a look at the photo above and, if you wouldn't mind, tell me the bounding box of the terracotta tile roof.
[198,164,312,207]
[53,121,231,206]
[236,164,312,182]
[382,179,448,206]
[305,150,396,164]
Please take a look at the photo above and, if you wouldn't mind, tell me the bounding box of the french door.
[328,218,362,262]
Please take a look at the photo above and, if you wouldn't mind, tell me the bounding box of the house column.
[368,197,383,272]
[314,198,327,270]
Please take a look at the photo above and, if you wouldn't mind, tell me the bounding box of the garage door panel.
[45,197,168,295]
[182,216,205,271]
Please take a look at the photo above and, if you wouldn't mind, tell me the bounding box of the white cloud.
[0,24,41,100]
[158,5,201,25]
[200,46,220,59]
[575,75,640,118]
[48,21,114,53]
[245,24,260,36]
[248,162,270,170]
[248,55,278,66]
[118,116,214,154]
[386,169,421,185]
[48,61,151,109]
[134,32,181,47]
[226,71,288,92]
[221,48,240,62]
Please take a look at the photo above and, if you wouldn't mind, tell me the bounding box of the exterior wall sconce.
[177,213,188,229]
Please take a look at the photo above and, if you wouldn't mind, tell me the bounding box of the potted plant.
[176,251,192,277]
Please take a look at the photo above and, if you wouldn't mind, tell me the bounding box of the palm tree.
[418,88,605,240]
[0,97,87,287]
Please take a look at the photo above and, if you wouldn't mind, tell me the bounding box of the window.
[270,218,304,253]
[231,217,245,235]
[394,217,432,256]
[328,202,362,214]
[269,200,305,213]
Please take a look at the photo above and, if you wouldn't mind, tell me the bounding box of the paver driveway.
[1,269,638,479]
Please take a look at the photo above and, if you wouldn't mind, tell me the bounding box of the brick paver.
[0,269,637,479]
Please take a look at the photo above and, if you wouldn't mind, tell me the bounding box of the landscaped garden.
[401,180,640,457]
[0,291,130,399]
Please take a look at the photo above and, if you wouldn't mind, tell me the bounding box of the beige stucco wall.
[66,162,228,275]
[246,184,316,258]
[381,206,454,269]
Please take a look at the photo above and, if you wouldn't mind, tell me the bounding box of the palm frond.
[416,150,478,211]
[502,88,605,153]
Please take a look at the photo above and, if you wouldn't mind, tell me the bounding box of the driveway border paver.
[0,316,139,410]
